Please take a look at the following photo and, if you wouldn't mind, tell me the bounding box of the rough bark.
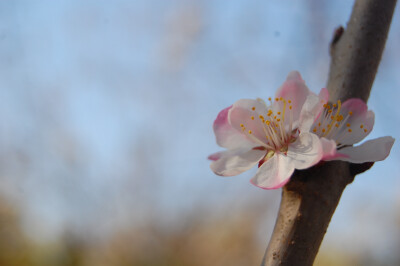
[262,1,397,265]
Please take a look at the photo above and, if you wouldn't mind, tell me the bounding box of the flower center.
[312,100,369,147]
[240,97,296,153]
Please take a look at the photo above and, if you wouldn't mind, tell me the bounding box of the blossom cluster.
[209,71,394,189]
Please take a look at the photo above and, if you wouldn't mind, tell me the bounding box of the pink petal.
[229,99,269,144]
[275,71,311,124]
[213,105,254,149]
[336,98,375,145]
[208,151,223,161]
[250,153,294,190]
[286,132,323,169]
[333,136,394,163]
[210,148,266,176]
[320,137,340,161]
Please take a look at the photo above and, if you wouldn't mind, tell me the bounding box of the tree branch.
[262,1,397,265]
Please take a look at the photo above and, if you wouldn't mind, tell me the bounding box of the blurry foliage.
[1,195,397,266]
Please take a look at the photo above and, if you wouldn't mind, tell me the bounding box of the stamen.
[251,116,254,120]
[252,107,256,111]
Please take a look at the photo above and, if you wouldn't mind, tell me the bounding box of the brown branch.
[261,1,397,265]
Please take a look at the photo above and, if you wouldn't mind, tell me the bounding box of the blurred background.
[0,0,399,265]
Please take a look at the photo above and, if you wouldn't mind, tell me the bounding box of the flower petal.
[275,71,311,124]
[213,106,254,149]
[286,132,323,169]
[320,137,339,160]
[300,88,329,133]
[210,148,266,176]
[229,99,269,145]
[250,153,294,189]
[336,98,375,145]
[331,136,395,163]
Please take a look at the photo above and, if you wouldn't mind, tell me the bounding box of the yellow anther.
[265,120,270,125]
[248,130,252,134]
[251,116,254,120]
[289,106,292,110]
[288,100,292,103]
[335,123,339,127]
[268,97,272,101]
[346,123,350,127]
[328,110,332,113]
[322,128,326,133]
[360,124,364,128]
[240,124,244,127]
[280,97,283,101]
[349,111,353,115]
[364,129,368,133]
[331,116,334,120]
[275,98,279,101]
[277,112,281,115]
[318,123,321,126]
[277,118,281,122]
[274,116,277,119]
[252,107,255,111]
[333,104,337,108]
[313,128,317,133]
[348,129,352,132]
[259,115,264,120]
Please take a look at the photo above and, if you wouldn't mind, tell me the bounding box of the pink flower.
[209,71,324,189]
[306,89,395,163]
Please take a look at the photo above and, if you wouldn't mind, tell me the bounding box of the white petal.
[213,106,255,149]
[299,92,323,133]
[336,99,375,145]
[250,154,294,189]
[320,137,339,160]
[286,132,323,169]
[334,136,395,163]
[229,99,269,144]
[210,148,265,176]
